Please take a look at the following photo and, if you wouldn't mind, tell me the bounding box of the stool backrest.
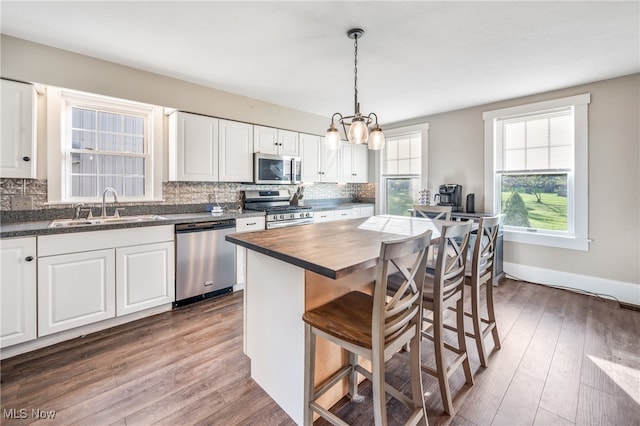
[412,205,452,221]
[373,230,432,346]
[472,215,501,286]
[434,221,473,308]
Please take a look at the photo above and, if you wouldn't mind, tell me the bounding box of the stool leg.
[371,346,387,426]
[457,297,474,386]
[303,324,316,426]
[433,311,454,415]
[486,279,501,349]
[471,280,488,367]
[348,351,364,402]
[409,328,428,425]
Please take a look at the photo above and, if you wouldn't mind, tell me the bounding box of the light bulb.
[348,118,369,144]
[368,126,385,150]
[324,125,341,150]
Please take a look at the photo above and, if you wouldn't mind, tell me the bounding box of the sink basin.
[49,215,166,228]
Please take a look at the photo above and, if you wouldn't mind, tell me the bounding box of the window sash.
[60,91,154,201]
[496,108,574,173]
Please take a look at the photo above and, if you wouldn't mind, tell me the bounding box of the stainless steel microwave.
[254,153,301,184]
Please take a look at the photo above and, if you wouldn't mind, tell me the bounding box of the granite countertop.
[226,215,440,280]
[0,210,266,239]
[306,202,374,212]
[0,202,376,239]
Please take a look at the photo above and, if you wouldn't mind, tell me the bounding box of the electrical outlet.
[11,196,33,210]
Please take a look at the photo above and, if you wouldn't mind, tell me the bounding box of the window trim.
[47,87,163,204]
[483,94,590,251]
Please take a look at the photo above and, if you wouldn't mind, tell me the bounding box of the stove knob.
[279,215,284,220]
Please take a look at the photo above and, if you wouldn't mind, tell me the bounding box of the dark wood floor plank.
[491,371,545,425]
[538,290,589,423]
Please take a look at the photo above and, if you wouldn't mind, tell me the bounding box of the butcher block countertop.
[226,215,441,280]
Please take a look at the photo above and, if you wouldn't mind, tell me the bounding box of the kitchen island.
[225,215,440,424]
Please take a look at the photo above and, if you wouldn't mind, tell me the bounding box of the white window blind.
[496,108,573,173]
[384,132,421,175]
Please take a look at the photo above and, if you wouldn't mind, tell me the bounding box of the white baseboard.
[504,262,640,306]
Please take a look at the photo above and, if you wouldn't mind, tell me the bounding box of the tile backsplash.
[0,178,375,212]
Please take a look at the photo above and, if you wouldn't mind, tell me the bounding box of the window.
[483,94,590,250]
[47,88,163,203]
[379,124,428,216]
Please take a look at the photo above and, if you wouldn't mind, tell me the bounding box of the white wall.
[393,74,640,304]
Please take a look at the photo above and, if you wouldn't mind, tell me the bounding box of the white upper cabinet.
[299,133,339,183]
[1,79,37,179]
[169,111,219,181]
[254,125,299,156]
[219,119,254,182]
[341,143,369,183]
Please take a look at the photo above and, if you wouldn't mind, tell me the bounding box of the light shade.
[348,117,369,144]
[368,127,386,150]
[324,125,341,150]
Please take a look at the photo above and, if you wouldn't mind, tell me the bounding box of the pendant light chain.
[353,34,359,114]
[325,27,385,150]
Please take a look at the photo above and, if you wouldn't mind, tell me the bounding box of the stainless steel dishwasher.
[174,219,236,307]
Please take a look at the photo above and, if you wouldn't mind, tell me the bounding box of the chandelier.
[325,28,385,151]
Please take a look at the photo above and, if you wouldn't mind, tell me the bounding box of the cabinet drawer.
[236,216,266,232]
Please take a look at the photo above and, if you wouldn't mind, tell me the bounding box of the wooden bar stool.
[420,220,473,416]
[464,215,501,367]
[412,205,452,221]
[302,230,433,426]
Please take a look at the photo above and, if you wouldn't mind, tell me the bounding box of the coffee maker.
[435,184,463,212]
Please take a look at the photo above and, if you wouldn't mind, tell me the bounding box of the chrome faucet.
[101,187,119,217]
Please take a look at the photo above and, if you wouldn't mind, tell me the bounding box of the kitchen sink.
[49,215,166,228]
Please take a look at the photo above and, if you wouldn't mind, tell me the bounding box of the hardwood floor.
[1,279,639,425]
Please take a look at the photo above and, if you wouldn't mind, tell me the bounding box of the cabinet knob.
[25,256,34,262]
[22,156,31,162]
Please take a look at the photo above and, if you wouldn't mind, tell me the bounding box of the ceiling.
[2,1,639,125]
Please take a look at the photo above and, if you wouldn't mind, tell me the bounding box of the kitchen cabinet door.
[300,133,321,182]
[254,126,299,156]
[299,133,339,183]
[351,144,369,183]
[38,249,116,336]
[219,119,254,182]
[1,79,37,179]
[116,242,175,316]
[321,141,340,183]
[0,237,37,348]
[254,125,279,154]
[235,216,266,288]
[278,129,299,156]
[168,111,219,181]
[340,144,369,183]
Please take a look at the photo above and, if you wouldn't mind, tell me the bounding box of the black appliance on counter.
[435,184,463,212]
[243,189,314,229]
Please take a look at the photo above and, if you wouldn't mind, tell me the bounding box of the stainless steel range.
[243,190,314,229]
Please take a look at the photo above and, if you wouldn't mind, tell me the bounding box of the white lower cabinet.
[335,209,358,220]
[235,216,266,288]
[314,210,336,223]
[116,241,175,316]
[1,237,37,348]
[38,249,116,336]
[358,205,375,217]
[37,226,174,337]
